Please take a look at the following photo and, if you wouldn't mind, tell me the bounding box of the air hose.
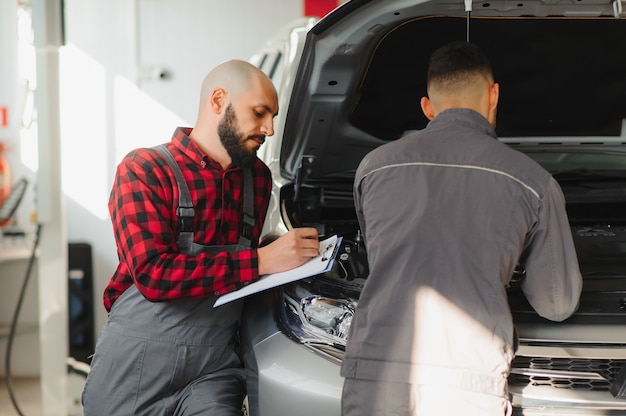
[4,223,42,416]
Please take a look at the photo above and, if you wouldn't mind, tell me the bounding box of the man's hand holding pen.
[257,227,320,275]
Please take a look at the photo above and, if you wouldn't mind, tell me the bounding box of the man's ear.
[489,82,500,113]
[209,88,227,114]
[420,96,435,121]
[487,82,499,126]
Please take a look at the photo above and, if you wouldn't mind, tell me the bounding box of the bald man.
[82,60,319,415]
[340,42,582,415]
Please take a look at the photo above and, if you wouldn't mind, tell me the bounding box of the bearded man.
[82,59,320,416]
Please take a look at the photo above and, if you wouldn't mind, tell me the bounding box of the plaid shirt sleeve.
[104,143,272,311]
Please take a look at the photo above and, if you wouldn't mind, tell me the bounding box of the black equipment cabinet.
[68,242,94,363]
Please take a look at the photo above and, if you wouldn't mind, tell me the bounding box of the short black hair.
[426,41,493,90]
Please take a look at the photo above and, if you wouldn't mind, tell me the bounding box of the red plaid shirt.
[103,127,272,311]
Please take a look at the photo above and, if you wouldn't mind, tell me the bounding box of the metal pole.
[32,0,69,414]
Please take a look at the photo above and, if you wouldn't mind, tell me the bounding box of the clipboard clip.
[321,242,336,261]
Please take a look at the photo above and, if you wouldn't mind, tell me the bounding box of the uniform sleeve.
[109,153,262,303]
[353,159,369,245]
[520,177,583,322]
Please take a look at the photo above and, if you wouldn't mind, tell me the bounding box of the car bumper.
[510,386,626,415]
[243,294,626,416]
[510,322,626,415]
[241,290,343,416]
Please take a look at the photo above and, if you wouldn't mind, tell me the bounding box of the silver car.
[242,1,626,415]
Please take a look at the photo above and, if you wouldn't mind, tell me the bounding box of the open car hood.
[280,0,626,181]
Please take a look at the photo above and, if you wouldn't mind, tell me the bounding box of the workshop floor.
[0,377,42,415]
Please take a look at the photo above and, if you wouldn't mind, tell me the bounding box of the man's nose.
[261,119,274,137]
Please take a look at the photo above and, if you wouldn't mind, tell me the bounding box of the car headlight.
[302,297,353,339]
[278,278,361,364]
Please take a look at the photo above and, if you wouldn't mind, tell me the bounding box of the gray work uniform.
[82,146,253,416]
[341,109,583,415]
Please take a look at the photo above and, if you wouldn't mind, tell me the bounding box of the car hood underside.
[281,6,626,182]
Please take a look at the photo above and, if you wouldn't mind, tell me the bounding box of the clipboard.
[214,234,342,307]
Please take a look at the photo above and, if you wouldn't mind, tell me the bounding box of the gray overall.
[82,145,254,416]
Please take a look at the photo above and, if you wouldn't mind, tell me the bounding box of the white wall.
[61,0,305,342]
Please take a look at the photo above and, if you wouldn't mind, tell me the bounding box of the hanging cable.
[4,223,42,416]
[465,0,473,42]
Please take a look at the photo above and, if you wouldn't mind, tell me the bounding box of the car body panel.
[280,1,626,180]
[241,291,344,415]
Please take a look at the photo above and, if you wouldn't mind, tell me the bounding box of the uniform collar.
[430,108,497,140]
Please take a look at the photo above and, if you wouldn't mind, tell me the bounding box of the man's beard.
[218,104,260,168]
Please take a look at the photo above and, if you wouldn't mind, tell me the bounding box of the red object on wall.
[0,107,7,127]
[0,141,12,223]
[304,0,338,17]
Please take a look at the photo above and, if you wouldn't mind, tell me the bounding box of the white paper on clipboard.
[214,235,342,307]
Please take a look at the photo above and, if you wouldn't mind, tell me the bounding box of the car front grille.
[509,356,626,391]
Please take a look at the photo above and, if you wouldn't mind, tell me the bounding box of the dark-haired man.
[341,42,582,416]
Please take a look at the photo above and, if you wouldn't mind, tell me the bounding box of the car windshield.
[525,151,626,174]
[523,150,626,222]
[526,152,626,191]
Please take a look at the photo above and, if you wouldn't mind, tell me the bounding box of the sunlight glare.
[59,43,108,220]
[113,75,188,164]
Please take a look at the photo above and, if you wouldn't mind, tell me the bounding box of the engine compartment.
[280,181,368,283]
[281,174,626,322]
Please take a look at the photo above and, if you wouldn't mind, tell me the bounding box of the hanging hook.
[612,0,623,19]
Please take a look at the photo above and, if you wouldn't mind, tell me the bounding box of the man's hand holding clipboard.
[214,235,342,307]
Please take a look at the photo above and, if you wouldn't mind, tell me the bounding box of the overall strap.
[238,168,254,247]
[154,144,195,253]
[153,144,255,251]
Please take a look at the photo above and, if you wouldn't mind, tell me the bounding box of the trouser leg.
[342,378,510,416]
[175,368,246,416]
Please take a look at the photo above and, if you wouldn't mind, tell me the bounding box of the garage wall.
[60,0,308,340]
[137,0,305,127]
